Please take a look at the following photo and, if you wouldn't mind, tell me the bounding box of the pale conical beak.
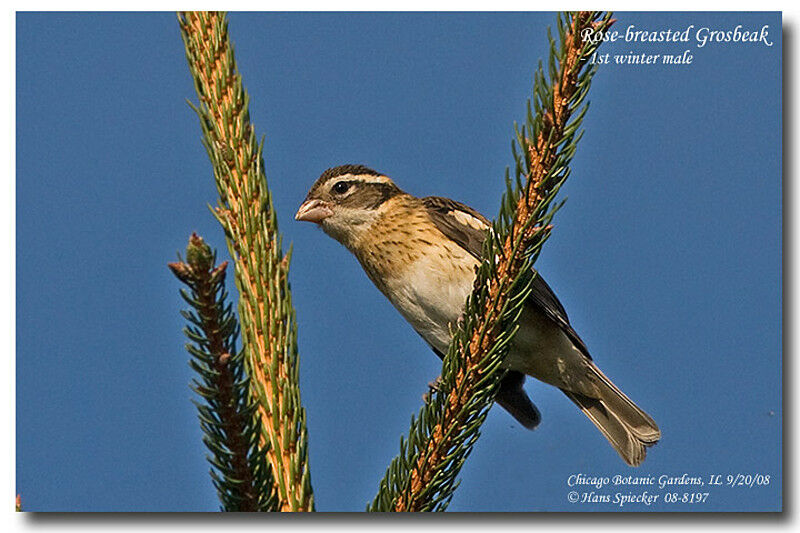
[295,198,334,223]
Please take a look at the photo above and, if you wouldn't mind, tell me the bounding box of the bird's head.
[295,164,404,247]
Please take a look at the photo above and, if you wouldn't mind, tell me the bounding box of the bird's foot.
[422,376,444,403]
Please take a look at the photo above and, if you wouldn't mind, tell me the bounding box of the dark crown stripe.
[320,164,381,181]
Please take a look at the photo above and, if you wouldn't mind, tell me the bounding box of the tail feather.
[563,364,660,466]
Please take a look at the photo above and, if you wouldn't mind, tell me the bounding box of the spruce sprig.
[369,11,614,512]
[169,233,277,512]
[178,11,313,512]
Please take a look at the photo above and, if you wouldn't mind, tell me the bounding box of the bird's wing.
[421,196,490,259]
[431,344,541,429]
[422,195,591,358]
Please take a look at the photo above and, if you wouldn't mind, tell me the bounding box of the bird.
[295,164,661,466]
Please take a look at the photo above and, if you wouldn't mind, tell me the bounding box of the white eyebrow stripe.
[449,209,489,231]
[332,174,394,185]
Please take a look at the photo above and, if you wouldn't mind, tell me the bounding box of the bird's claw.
[422,376,444,403]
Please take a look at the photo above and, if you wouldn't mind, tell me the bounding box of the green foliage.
[169,234,277,511]
[369,11,614,512]
[178,12,313,511]
[173,10,612,512]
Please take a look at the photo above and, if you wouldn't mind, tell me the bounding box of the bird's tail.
[562,363,660,466]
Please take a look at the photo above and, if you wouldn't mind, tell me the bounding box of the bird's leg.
[422,376,444,403]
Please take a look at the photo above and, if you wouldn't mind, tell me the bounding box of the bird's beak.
[295,198,334,223]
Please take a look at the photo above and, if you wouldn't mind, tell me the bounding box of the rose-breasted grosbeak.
[296,164,660,466]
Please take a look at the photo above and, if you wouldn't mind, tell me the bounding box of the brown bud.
[186,233,214,273]
[168,261,194,284]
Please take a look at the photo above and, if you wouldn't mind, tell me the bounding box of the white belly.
[382,248,478,354]
[506,305,600,396]
[374,247,598,396]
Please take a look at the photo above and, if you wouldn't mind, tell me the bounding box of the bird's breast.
[356,228,479,354]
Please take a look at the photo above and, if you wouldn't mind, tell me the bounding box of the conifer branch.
[370,11,614,512]
[178,12,313,512]
[169,233,277,511]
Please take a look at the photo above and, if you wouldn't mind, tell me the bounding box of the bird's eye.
[332,181,351,195]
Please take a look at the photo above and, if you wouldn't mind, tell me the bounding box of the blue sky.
[16,12,781,512]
